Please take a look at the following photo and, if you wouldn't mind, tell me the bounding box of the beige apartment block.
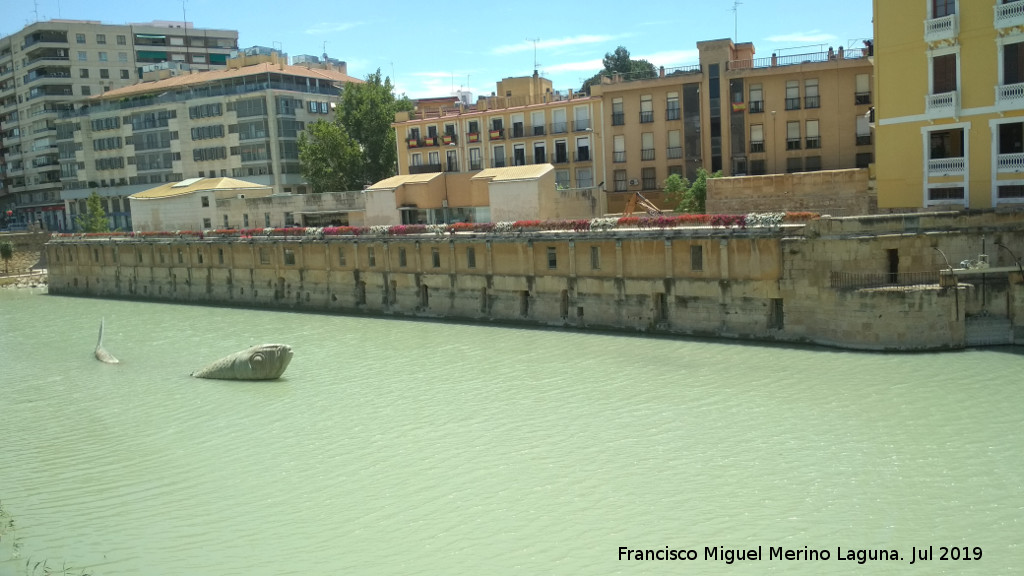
[56,48,360,230]
[0,19,239,230]
[592,38,874,211]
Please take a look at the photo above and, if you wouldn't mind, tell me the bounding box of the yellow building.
[592,38,874,211]
[874,0,1024,209]
[392,72,605,221]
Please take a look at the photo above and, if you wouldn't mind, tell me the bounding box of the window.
[576,167,593,188]
[613,135,626,163]
[856,115,871,145]
[805,156,821,171]
[750,159,766,175]
[750,125,764,153]
[547,247,558,269]
[533,142,546,164]
[531,111,545,135]
[576,136,590,161]
[590,246,600,270]
[1003,41,1024,86]
[641,132,655,161]
[806,120,820,149]
[100,69,109,79]
[76,33,86,44]
[96,34,106,44]
[642,167,656,190]
[98,52,107,62]
[691,245,703,271]
[467,247,476,269]
[338,248,346,266]
[786,121,801,150]
[259,247,269,264]
[77,51,87,61]
[612,98,624,125]
[856,152,873,168]
[928,186,964,202]
[998,184,1024,199]
[201,196,210,207]
[804,79,819,109]
[469,148,482,170]
[785,81,800,110]
[855,74,871,104]
[117,35,126,45]
[244,214,250,228]
[120,70,130,80]
[431,247,441,268]
[614,169,628,192]
[492,145,505,168]
[666,92,680,120]
[787,157,804,173]
[667,130,681,158]
[283,249,296,266]
[749,84,764,113]
[640,95,654,123]
[81,86,91,96]
[118,52,128,63]
[367,247,375,267]
[80,69,89,78]
[933,0,955,18]
[555,169,570,189]
[932,53,957,94]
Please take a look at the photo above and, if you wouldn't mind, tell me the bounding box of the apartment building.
[393,73,605,194]
[874,0,1024,210]
[0,19,239,230]
[592,38,874,209]
[55,48,360,230]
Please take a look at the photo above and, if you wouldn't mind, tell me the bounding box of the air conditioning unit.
[628,179,639,186]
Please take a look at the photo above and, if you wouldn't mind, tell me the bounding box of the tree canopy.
[76,191,110,232]
[299,69,413,192]
[580,46,657,95]
[664,168,722,214]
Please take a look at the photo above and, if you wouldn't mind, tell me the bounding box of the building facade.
[592,38,874,211]
[874,0,1024,209]
[393,73,606,200]
[56,48,360,231]
[0,19,240,230]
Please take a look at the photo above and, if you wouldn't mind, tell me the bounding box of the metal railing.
[666,107,680,121]
[639,111,654,123]
[804,95,820,109]
[785,97,800,110]
[750,141,764,153]
[613,151,626,163]
[830,270,939,289]
[727,48,870,71]
[641,148,655,161]
[666,146,682,159]
[611,113,624,126]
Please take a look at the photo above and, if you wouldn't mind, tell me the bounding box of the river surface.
[0,288,1021,575]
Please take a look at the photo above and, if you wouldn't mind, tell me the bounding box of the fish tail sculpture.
[191,344,293,380]
[94,319,120,364]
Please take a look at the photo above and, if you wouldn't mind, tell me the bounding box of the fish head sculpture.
[191,344,293,380]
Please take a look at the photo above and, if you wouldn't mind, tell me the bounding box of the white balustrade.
[996,82,1024,107]
[926,91,958,115]
[995,0,1024,29]
[997,152,1024,173]
[928,157,965,177]
[924,14,958,43]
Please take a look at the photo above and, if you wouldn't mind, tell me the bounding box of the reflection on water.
[0,289,1022,575]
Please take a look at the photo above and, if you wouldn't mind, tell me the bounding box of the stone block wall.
[707,169,871,216]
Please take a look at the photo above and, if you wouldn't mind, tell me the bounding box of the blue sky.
[1,0,874,98]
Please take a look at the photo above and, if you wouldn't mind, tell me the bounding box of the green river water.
[0,288,1021,575]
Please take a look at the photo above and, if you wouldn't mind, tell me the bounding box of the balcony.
[572,119,591,132]
[488,128,505,140]
[924,13,958,44]
[666,146,682,159]
[466,131,480,143]
[666,107,680,121]
[574,149,591,162]
[996,82,1024,107]
[552,153,569,164]
[786,138,801,151]
[749,101,764,113]
[806,137,820,149]
[926,91,958,116]
[928,156,964,177]
[531,125,545,136]
[550,122,568,134]
[491,158,506,168]
[996,0,1024,29]
[442,134,456,145]
[423,136,438,147]
[804,95,820,109]
[750,140,765,153]
[641,148,655,161]
[611,112,624,126]
[998,152,1024,173]
[511,125,525,139]
[408,163,442,175]
[613,151,626,163]
[639,111,654,123]
[785,97,800,110]
[469,158,483,170]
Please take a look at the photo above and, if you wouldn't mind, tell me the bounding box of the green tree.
[0,241,12,275]
[580,46,657,95]
[76,191,110,232]
[663,173,688,208]
[298,120,364,193]
[671,168,722,213]
[336,69,414,186]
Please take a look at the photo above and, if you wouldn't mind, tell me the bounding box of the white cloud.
[765,31,837,44]
[492,35,616,55]
[635,49,700,68]
[542,58,605,74]
[304,22,362,35]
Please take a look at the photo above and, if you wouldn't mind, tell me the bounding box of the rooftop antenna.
[731,1,743,43]
[322,40,327,60]
[32,0,39,22]
[527,37,541,71]
[182,0,191,72]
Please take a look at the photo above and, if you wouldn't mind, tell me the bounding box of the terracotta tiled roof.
[97,62,362,101]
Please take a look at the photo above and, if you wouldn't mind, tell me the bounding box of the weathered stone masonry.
[45,212,1024,351]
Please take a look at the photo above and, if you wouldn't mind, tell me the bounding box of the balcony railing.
[469,159,483,170]
[611,112,624,126]
[996,0,1024,29]
[666,107,680,121]
[408,163,442,175]
[785,97,800,110]
[613,151,626,163]
[423,136,438,146]
[550,122,568,134]
[531,125,545,136]
[998,152,1024,173]
[666,146,682,159]
[511,125,525,138]
[928,156,965,177]
[641,148,655,161]
[925,13,958,43]
[574,150,591,162]
[996,82,1024,107]
[749,101,764,113]
[856,134,872,146]
[750,141,765,153]
[552,154,569,164]
[466,131,480,143]
[639,111,654,123]
[442,134,456,145]
[806,137,820,149]
[786,138,801,151]
[926,91,958,115]
[572,119,591,132]
[614,180,628,192]
[489,128,505,140]
[804,95,820,109]
[855,92,872,105]
[491,158,506,168]
[406,137,423,148]
[642,177,657,190]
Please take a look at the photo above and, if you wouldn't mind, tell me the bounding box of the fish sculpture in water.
[94,319,120,364]
[191,344,293,380]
